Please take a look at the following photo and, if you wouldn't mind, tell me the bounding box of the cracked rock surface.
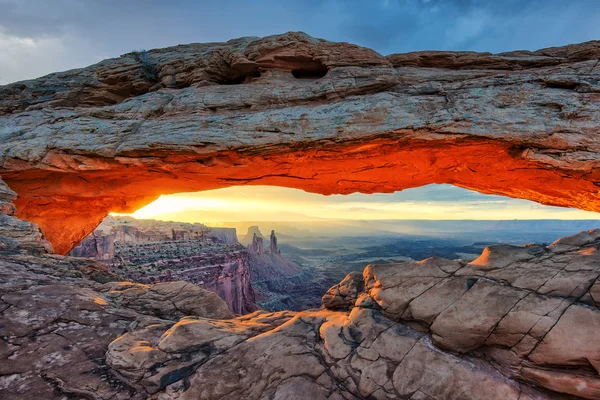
[0,32,599,254]
[1,177,599,399]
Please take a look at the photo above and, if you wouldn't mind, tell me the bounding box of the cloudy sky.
[2,0,600,84]
[3,0,600,221]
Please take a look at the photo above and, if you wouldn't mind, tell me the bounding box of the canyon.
[1,32,600,399]
[69,217,310,314]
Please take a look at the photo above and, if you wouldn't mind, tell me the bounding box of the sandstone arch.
[1,32,599,254]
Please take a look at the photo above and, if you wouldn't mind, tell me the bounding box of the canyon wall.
[70,220,311,313]
[0,32,599,254]
[69,216,256,314]
[68,230,115,261]
[207,227,238,244]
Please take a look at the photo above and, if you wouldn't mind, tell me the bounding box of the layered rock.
[101,229,600,400]
[69,216,256,314]
[111,244,258,315]
[269,229,280,254]
[69,229,115,260]
[322,231,600,399]
[0,33,599,254]
[0,178,53,255]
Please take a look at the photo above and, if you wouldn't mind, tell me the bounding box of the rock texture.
[0,32,599,254]
[0,178,599,399]
[69,229,115,260]
[0,177,53,255]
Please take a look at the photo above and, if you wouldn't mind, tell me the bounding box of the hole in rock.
[544,80,579,90]
[291,62,328,79]
[466,278,478,289]
[67,184,600,315]
[221,75,247,85]
[220,71,261,85]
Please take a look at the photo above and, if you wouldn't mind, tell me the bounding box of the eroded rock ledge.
[1,178,599,399]
[0,32,599,254]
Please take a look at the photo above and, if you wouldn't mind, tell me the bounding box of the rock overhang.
[0,32,599,254]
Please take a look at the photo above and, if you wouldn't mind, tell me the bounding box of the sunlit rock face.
[1,32,599,254]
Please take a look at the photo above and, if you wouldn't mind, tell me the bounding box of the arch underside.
[4,133,600,255]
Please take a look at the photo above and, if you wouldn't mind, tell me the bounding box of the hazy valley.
[70,216,600,313]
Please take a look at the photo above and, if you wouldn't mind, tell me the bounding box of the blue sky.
[1,0,600,84]
[2,0,599,219]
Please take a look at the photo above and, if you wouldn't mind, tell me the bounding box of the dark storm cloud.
[333,0,600,54]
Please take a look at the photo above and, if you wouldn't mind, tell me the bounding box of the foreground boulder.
[1,32,599,254]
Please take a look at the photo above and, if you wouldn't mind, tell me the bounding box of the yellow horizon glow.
[111,184,600,223]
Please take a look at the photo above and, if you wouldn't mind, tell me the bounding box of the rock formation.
[0,32,599,254]
[0,178,53,255]
[247,229,280,255]
[1,176,599,399]
[269,229,280,254]
[247,232,264,254]
[69,229,116,260]
[70,219,307,313]
[205,227,238,245]
[243,227,307,309]
[0,178,235,399]
[70,216,238,259]
[69,216,257,314]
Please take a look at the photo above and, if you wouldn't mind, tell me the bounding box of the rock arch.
[1,32,599,254]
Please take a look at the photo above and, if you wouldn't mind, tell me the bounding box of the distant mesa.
[240,225,264,245]
[68,216,255,314]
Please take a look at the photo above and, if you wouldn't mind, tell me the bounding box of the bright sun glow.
[112,184,600,223]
